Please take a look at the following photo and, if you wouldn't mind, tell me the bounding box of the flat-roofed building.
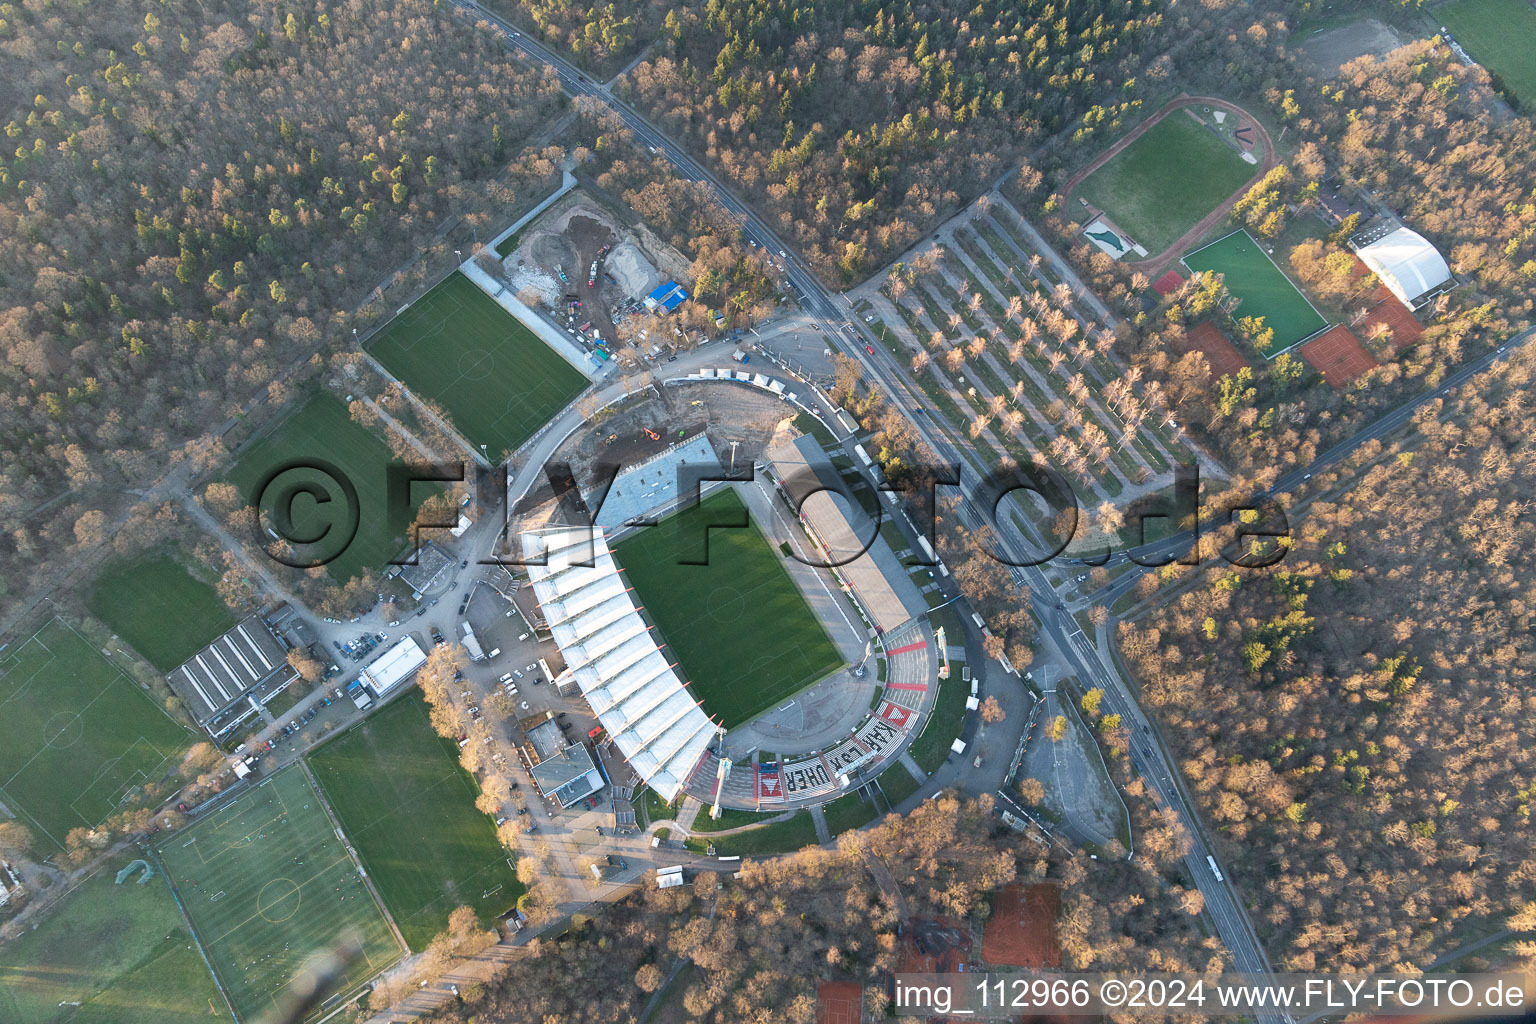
[361,635,428,699]
[170,616,294,738]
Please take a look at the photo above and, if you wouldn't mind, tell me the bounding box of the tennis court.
[157,767,403,1024]
[1183,230,1329,355]
[366,273,588,459]
[1179,320,1251,380]
[0,619,191,851]
[1300,325,1378,389]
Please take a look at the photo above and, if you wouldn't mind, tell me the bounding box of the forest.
[0,0,563,619]
[1120,343,1536,970]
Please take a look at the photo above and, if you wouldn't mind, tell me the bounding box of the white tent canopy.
[1356,227,1452,307]
[524,529,716,802]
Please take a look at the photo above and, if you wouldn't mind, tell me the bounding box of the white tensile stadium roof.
[1356,227,1452,307]
[523,529,715,802]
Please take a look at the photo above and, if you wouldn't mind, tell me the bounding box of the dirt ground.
[982,882,1062,968]
[503,192,682,352]
[1296,17,1407,78]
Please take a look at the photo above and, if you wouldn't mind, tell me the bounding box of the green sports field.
[225,393,433,584]
[1073,110,1255,254]
[366,272,588,459]
[157,767,402,1024]
[1439,0,1536,104]
[0,856,222,1024]
[88,549,236,671]
[613,488,844,729]
[0,619,191,851]
[1183,230,1329,354]
[307,692,521,950]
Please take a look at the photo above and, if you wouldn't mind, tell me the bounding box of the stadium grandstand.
[522,528,716,802]
[767,435,926,635]
[586,433,722,531]
[169,616,295,738]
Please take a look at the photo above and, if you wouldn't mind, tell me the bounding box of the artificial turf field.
[366,272,588,459]
[307,691,521,950]
[1072,110,1255,254]
[88,548,235,671]
[613,488,844,729]
[0,619,190,851]
[0,855,223,1024]
[1183,230,1329,355]
[225,393,430,584]
[1439,0,1536,105]
[156,767,402,1024]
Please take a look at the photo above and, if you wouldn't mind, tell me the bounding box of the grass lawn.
[225,393,433,584]
[1439,0,1536,104]
[308,692,522,950]
[906,613,970,775]
[0,619,191,851]
[1183,230,1329,354]
[878,767,923,807]
[1073,110,1255,254]
[690,805,778,833]
[638,788,679,827]
[88,548,235,671]
[366,272,588,459]
[613,488,844,729]
[0,856,222,1024]
[683,810,819,856]
[156,767,402,1024]
[822,789,881,834]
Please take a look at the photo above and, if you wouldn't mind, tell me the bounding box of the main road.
[451,2,1295,1012]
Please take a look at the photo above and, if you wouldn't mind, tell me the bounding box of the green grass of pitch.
[224,393,434,584]
[1439,0,1536,105]
[613,488,844,730]
[156,766,402,1024]
[366,272,588,460]
[0,854,223,1024]
[0,619,192,851]
[307,692,522,950]
[88,548,236,671]
[1072,110,1255,254]
[1182,229,1328,354]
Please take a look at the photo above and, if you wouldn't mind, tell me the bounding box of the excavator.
[642,427,661,441]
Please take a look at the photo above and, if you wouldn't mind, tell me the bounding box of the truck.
[1206,855,1224,882]
[346,679,373,711]
[587,260,598,287]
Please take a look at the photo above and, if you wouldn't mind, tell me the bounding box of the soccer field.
[225,393,434,584]
[1440,0,1536,104]
[1183,230,1329,355]
[0,855,222,1024]
[0,619,191,851]
[366,272,589,460]
[157,767,402,1024]
[613,488,844,730]
[1073,110,1255,254]
[308,692,522,950]
[88,549,236,671]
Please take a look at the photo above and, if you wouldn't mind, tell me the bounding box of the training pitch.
[157,767,402,1024]
[614,488,844,730]
[1072,110,1254,254]
[1439,0,1536,104]
[0,855,222,1024]
[89,548,236,671]
[1183,230,1328,355]
[366,272,588,460]
[0,619,191,851]
[308,692,522,950]
[225,393,432,584]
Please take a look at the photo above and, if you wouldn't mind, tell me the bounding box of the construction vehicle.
[555,264,567,282]
[643,428,660,441]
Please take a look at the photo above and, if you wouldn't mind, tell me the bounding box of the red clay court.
[1178,321,1250,380]
[1301,325,1379,389]
[1152,269,1184,296]
[982,883,1062,969]
[1357,283,1425,353]
[817,980,863,1024]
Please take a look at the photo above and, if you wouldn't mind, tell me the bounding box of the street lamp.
[454,249,462,261]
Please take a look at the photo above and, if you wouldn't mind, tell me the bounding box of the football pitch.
[1183,230,1329,355]
[1439,0,1536,104]
[157,767,402,1024]
[0,855,222,1024]
[366,272,589,460]
[0,619,191,851]
[308,692,522,950]
[613,488,844,730]
[1072,110,1255,254]
[225,393,433,584]
[88,548,235,671]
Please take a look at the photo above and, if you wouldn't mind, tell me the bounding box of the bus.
[1206,855,1224,882]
